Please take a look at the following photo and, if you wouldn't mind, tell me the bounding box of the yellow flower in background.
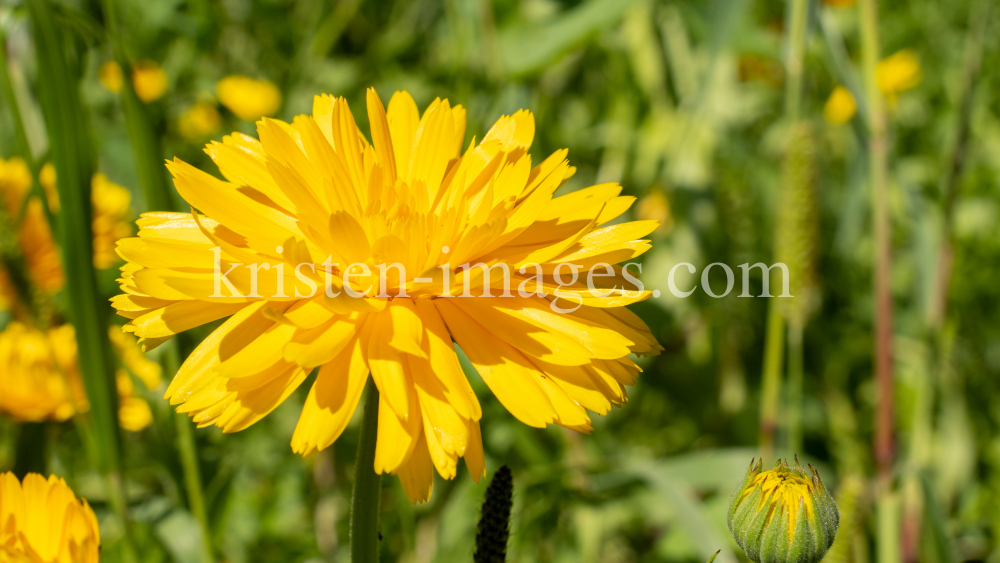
[108,326,162,390]
[635,187,673,235]
[823,86,857,124]
[116,369,154,432]
[91,174,134,269]
[36,164,134,270]
[216,75,282,120]
[876,50,921,105]
[0,472,101,563]
[0,322,159,431]
[131,60,168,102]
[99,60,168,102]
[98,60,124,93]
[38,163,59,212]
[112,88,662,503]
[0,159,64,296]
[0,323,83,422]
[178,101,222,139]
[0,162,153,431]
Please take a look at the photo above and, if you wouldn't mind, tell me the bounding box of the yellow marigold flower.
[216,75,282,121]
[728,458,839,563]
[131,60,168,103]
[876,50,921,105]
[0,322,156,431]
[91,174,133,269]
[178,101,222,139]
[0,158,64,295]
[98,60,124,93]
[0,323,83,422]
[0,472,101,563]
[823,86,857,125]
[112,89,663,503]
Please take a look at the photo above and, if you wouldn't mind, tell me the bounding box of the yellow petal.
[434,299,556,428]
[373,386,421,474]
[366,88,397,183]
[464,418,486,483]
[396,430,434,504]
[387,91,420,178]
[291,333,369,455]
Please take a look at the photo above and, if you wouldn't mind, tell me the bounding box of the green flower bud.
[727,458,839,563]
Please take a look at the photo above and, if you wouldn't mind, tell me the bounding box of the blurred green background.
[1,0,999,562]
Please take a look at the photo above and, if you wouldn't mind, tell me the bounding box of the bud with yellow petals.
[728,458,839,563]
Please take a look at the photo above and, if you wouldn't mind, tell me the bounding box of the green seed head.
[727,458,839,563]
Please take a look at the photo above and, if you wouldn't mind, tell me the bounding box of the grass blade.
[28,0,137,559]
[100,0,175,212]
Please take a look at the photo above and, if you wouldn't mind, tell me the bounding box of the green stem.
[166,341,214,563]
[351,378,382,563]
[0,26,54,241]
[877,490,902,563]
[758,304,785,463]
[28,1,136,560]
[105,471,139,563]
[760,0,811,465]
[786,323,804,455]
[99,0,175,212]
[176,413,214,563]
[783,0,810,121]
[0,30,34,162]
[13,422,47,479]
[859,0,894,488]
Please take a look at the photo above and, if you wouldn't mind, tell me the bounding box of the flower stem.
[176,412,215,563]
[758,305,784,463]
[786,323,804,455]
[783,0,810,121]
[28,2,137,561]
[168,341,215,563]
[858,0,894,489]
[99,0,175,212]
[351,378,382,563]
[13,422,47,479]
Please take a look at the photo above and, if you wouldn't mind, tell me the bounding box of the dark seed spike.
[474,465,514,563]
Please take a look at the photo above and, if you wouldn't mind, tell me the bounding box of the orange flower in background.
[216,75,282,120]
[91,174,134,269]
[0,159,64,296]
[822,0,857,7]
[0,472,101,563]
[112,88,662,503]
[37,163,134,270]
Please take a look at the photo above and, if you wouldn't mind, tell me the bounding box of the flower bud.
[728,458,839,563]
